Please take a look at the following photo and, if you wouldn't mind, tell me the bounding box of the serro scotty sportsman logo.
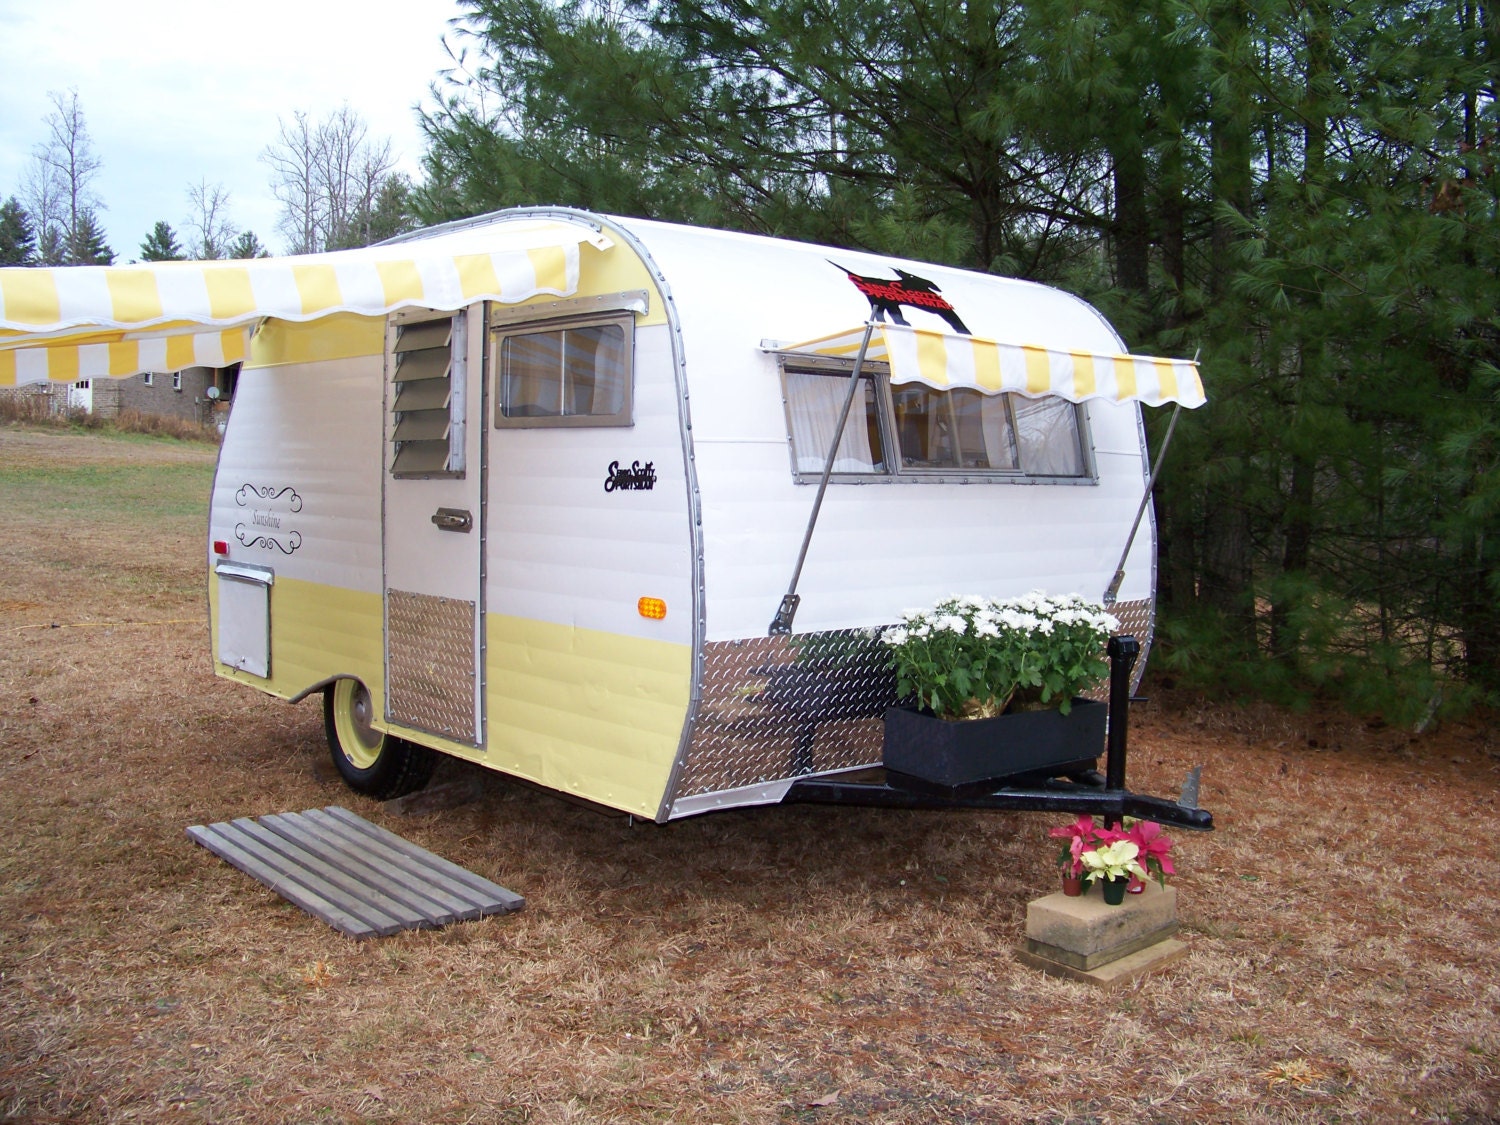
[830,261,972,335]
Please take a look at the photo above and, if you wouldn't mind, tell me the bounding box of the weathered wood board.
[187,805,524,939]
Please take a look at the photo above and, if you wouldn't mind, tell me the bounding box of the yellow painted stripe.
[457,253,503,301]
[0,349,15,385]
[247,313,385,369]
[293,264,342,315]
[203,266,255,320]
[1,269,60,327]
[913,328,949,387]
[105,269,163,324]
[1070,351,1096,399]
[1023,345,1051,395]
[526,245,568,293]
[376,259,424,307]
[1112,355,1138,402]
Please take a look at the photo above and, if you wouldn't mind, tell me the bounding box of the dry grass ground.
[1,425,1497,1124]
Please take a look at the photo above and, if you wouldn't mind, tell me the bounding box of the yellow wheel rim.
[332,679,383,770]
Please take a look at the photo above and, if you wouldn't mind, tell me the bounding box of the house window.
[172,372,182,392]
[492,312,633,428]
[388,311,466,478]
[780,359,1089,481]
[142,372,153,386]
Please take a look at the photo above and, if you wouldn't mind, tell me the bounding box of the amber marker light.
[638,597,667,620]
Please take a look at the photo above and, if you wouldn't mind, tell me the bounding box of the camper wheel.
[323,679,436,800]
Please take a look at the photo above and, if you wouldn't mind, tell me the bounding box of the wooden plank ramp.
[187,805,524,939]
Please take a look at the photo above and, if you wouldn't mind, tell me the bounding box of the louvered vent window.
[390,312,465,478]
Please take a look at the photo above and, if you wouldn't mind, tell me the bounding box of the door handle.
[431,507,473,533]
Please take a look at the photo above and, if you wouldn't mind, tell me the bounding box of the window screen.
[494,314,632,427]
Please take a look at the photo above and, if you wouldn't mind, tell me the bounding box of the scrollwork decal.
[235,526,304,555]
[235,484,303,512]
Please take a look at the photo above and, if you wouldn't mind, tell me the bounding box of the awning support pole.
[1103,402,1182,606]
[769,320,878,635]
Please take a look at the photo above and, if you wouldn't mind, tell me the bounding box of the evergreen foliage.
[227,230,271,258]
[139,220,185,261]
[423,0,1500,719]
[0,197,37,265]
[65,208,114,265]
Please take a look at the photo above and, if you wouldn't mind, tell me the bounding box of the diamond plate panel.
[386,589,478,743]
[1081,597,1155,701]
[676,630,899,798]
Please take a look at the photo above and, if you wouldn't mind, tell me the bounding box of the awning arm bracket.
[769,320,878,635]
[1104,401,1183,606]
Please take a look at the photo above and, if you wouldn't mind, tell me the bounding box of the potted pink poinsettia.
[1049,815,1099,896]
[1124,818,1175,891]
[1048,815,1174,904]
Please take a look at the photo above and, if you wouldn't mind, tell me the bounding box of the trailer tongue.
[783,636,1213,832]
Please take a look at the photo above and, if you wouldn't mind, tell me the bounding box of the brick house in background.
[3,365,239,427]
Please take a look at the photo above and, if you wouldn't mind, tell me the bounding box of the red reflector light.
[213,540,229,556]
[638,597,667,620]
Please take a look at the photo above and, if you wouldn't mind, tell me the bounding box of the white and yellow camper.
[0,208,1209,826]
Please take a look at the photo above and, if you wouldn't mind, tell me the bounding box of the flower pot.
[1061,873,1085,897]
[1101,877,1129,906]
[882,699,1107,791]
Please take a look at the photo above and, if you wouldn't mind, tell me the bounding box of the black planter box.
[882,699,1107,790]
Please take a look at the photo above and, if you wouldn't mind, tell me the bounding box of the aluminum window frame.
[778,354,1097,485]
[490,309,636,430]
[387,308,467,480]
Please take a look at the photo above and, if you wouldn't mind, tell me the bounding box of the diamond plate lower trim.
[1082,597,1154,701]
[386,589,478,743]
[674,600,1156,804]
[675,630,899,799]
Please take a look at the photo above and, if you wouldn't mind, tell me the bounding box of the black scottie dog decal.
[830,261,971,335]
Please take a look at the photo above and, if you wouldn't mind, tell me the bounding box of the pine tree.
[65,208,114,265]
[227,230,270,259]
[421,0,1500,715]
[0,197,37,265]
[139,220,185,261]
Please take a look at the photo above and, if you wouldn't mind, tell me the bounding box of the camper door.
[381,307,485,746]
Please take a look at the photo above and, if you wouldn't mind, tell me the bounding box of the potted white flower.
[879,592,1119,789]
[1079,838,1149,905]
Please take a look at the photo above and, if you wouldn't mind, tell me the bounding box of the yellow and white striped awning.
[773,322,1205,408]
[0,219,613,386]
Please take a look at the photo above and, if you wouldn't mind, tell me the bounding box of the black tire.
[323,679,437,800]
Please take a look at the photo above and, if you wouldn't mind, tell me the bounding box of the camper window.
[890,383,1019,471]
[493,313,633,428]
[781,359,1090,482]
[784,367,887,475]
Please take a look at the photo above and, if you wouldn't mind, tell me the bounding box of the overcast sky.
[0,0,468,261]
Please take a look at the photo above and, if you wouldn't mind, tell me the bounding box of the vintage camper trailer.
[0,208,1209,827]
